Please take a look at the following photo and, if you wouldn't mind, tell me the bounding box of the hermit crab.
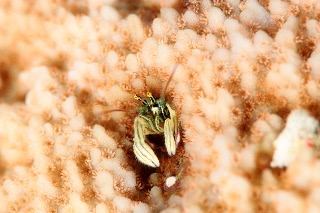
[132,65,180,167]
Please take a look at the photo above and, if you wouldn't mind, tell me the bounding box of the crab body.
[133,92,180,167]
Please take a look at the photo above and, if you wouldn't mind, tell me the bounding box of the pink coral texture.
[1,0,320,212]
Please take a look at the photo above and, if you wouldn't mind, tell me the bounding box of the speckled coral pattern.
[1,0,320,212]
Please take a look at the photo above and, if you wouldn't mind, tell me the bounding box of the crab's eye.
[134,94,142,101]
[146,92,152,97]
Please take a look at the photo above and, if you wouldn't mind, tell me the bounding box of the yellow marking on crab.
[147,92,152,97]
[134,94,143,101]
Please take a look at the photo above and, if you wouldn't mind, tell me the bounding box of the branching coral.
[1,0,320,212]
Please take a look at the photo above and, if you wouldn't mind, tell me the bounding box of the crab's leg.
[133,116,160,167]
[154,115,164,132]
[139,114,161,134]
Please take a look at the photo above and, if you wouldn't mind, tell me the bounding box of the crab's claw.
[164,103,180,156]
[133,116,160,167]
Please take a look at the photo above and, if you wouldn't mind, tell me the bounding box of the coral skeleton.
[271,109,320,168]
[1,0,320,212]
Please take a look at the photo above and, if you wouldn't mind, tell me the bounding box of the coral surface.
[1,0,320,212]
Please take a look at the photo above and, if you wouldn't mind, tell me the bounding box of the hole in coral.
[0,58,16,102]
[297,37,316,60]
[61,0,89,15]
[98,95,187,205]
[125,133,186,203]
[0,62,11,97]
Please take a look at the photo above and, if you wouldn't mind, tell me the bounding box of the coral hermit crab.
[132,65,181,167]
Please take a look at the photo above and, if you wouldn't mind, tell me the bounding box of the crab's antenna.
[103,108,137,114]
[161,64,179,99]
